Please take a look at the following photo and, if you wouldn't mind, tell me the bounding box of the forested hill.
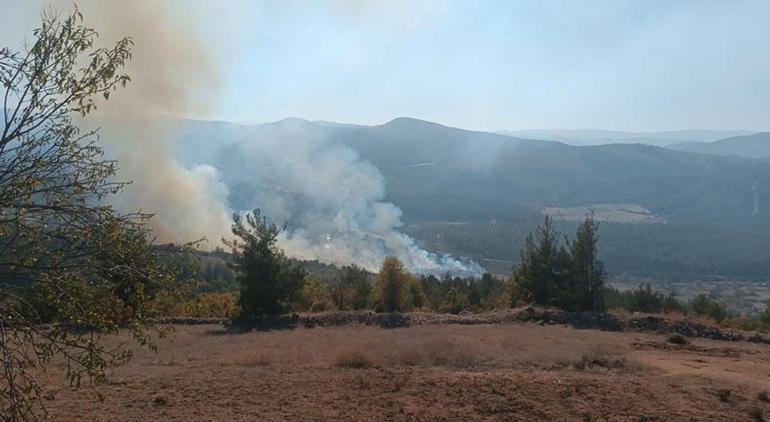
[172,117,770,279]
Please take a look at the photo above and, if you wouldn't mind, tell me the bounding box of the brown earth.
[40,322,770,421]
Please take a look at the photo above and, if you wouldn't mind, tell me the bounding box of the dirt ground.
[40,323,770,421]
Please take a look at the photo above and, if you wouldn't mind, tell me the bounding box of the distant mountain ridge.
[667,132,770,159]
[498,128,753,146]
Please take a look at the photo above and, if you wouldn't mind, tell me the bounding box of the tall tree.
[373,257,411,312]
[512,216,570,306]
[0,9,185,420]
[224,209,305,317]
[331,265,370,310]
[569,214,606,312]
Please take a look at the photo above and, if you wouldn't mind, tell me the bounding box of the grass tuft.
[333,350,376,369]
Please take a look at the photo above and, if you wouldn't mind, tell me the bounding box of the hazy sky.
[2,0,769,131]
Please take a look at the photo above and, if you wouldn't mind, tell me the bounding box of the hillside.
[170,117,770,279]
[668,132,770,159]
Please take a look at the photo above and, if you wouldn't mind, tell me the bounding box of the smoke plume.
[57,1,480,275]
[75,0,232,246]
[179,119,484,277]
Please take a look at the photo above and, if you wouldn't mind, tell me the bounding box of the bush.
[605,284,684,314]
[757,391,769,402]
[333,350,375,369]
[179,293,239,318]
[297,277,334,312]
[667,334,689,345]
[689,294,728,323]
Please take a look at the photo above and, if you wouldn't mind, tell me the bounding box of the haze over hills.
[667,132,770,159]
[498,128,753,147]
[163,116,770,280]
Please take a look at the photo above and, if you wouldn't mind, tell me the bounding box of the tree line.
[214,208,770,335]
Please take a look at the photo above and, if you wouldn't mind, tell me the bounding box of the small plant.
[333,350,375,369]
[667,334,689,345]
[748,406,765,422]
[716,388,732,403]
[153,396,169,406]
[576,355,626,370]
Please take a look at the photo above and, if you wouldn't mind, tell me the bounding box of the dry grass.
[36,323,770,421]
[186,324,637,371]
[233,352,273,367]
[656,310,721,328]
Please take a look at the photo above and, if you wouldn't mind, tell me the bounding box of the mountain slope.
[668,132,770,158]
[338,118,766,226]
[170,117,770,279]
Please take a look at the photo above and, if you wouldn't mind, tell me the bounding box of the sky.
[2,0,769,132]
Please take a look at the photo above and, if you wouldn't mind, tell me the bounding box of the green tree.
[477,273,504,308]
[224,209,305,317]
[0,9,185,420]
[373,257,411,312]
[443,287,469,314]
[568,215,606,312]
[419,274,443,311]
[299,277,334,312]
[403,275,424,311]
[512,216,570,307]
[331,265,371,310]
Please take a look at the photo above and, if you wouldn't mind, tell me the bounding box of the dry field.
[40,322,770,421]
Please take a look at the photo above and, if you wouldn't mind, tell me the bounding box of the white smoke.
[20,2,482,274]
[180,119,483,277]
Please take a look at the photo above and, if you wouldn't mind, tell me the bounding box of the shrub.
[716,388,732,403]
[748,406,764,422]
[297,277,334,312]
[689,295,728,323]
[333,350,375,369]
[180,293,239,318]
[667,334,689,346]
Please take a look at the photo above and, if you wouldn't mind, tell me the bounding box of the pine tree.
[224,209,306,317]
[513,216,569,306]
[569,214,606,312]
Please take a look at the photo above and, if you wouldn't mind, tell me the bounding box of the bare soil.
[41,322,770,421]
